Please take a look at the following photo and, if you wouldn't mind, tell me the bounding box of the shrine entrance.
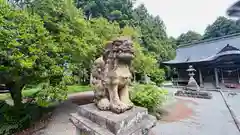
[218,68,240,89]
[220,68,239,84]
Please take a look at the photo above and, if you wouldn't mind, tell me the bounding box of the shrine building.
[163,33,240,89]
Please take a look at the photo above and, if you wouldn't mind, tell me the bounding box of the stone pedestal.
[175,90,213,99]
[185,76,200,91]
[70,103,157,135]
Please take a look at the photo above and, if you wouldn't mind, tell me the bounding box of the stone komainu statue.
[90,37,134,114]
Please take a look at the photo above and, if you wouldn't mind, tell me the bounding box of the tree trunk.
[8,82,25,111]
[78,71,81,84]
[133,72,136,83]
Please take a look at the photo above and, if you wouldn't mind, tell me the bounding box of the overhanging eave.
[227,1,240,17]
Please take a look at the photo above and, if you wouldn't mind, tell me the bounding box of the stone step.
[70,113,114,135]
[70,112,157,135]
[76,103,149,135]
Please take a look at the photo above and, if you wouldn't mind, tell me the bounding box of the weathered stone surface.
[70,113,113,135]
[130,115,157,135]
[77,103,147,134]
[175,90,212,99]
[90,37,135,114]
[184,65,200,91]
[70,103,157,135]
[185,76,200,91]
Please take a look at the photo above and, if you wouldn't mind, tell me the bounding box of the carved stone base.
[175,90,212,99]
[183,86,200,91]
[70,103,157,135]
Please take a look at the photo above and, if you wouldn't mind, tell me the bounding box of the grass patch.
[0,85,92,101]
[0,94,9,101]
[163,80,172,84]
[67,85,91,94]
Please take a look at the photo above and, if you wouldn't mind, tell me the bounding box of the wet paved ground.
[31,89,240,135]
[223,91,240,127]
[151,88,240,135]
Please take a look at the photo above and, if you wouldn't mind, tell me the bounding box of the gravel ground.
[151,90,240,135]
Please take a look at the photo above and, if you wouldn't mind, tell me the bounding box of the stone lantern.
[174,65,212,99]
[185,65,200,91]
[186,65,196,78]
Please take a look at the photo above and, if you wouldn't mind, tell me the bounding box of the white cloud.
[135,0,239,38]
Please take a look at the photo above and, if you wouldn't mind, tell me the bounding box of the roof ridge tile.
[178,33,240,48]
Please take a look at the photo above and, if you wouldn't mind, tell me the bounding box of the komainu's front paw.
[126,101,134,110]
[110,101,128,114]
[97,98,110,111]
[121,98,134,110]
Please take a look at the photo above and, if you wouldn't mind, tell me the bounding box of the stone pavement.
[32,89,240,135]
[222,91,240,130]
[32,91,94,135]
[151,91,240,135]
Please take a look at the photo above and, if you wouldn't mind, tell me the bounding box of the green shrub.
[62,75,76,85]
[35,83,68,107]
[0,102,52,135]
[130,84,168,112]
[149,68,165,86]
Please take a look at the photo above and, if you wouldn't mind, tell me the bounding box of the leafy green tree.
[133,45,158,76]
[176,30,202,45]
[75,0,135,27]
[203,16,240,39]
[28,0,95,84]
[89,17,121,47]
[74,1,175,64]
[120,26,158,81]
[10,0,172,85]
[168,36,177,49]
[132,4,175,62]
[78,17,121,83]
[0,0,65,109]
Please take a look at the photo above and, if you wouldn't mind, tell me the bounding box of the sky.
[135,0,239,38]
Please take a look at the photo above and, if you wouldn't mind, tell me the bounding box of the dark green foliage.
[35,82,68,107]
[132,4,175,62]
[0,102,54,135]
[1,0,173,109]
[203,16,240,39]
[74,1,176,63]
[75,0,135,27]
[0,0,65,109]
[130,84,168,112]
[176,30,202,45]
[176,17,240,46]
[0,0,174,134]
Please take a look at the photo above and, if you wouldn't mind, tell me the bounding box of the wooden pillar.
[214,68,220,89]
[237,69,240,84]
[199,69,204,88]
[221,68,224,83]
